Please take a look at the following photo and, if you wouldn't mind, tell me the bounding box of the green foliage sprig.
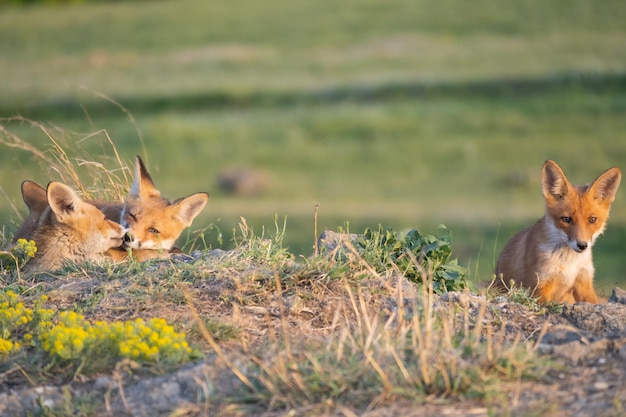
[357,225,466,293]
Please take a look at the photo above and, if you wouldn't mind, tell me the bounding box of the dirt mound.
[1,250,625,416]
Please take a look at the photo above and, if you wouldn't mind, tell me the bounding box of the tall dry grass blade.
[357,286,374,338]
[472,299,488,351]
[436,356,452,395]
[274,268,293,362]
[531,320,552,353]
[313,202,319,257]
[411,308,432,387]
[396,272,404,327]
[0,118,52,164]
[78,85,148,165]
[342,277,363,335]
[0,186,23,221]
[326,298,344,353]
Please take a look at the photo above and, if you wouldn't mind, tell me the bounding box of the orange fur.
[93,156,209,252]
[13,156,207,265]
[495,160,621,304]
[22,182,126,273]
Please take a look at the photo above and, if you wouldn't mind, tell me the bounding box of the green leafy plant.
[357,225,466,293]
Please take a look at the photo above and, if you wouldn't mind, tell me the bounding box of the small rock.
[591,381,610,392]
[217,168,268,196]
[493,296,508,304]
[552,339,612,364]
[440,291,485,308]
[206,248,228,259]
[540,328,585,345]
[608,287,626,304]
[562,302,626,334]
[317,230,359,256]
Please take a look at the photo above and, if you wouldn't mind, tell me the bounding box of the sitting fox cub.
[495,160,621,304]
[22,182,126,272]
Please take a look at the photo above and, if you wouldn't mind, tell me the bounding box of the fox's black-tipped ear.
[130,155,160,199]
[542,160,571,201]
[591,166,622,203]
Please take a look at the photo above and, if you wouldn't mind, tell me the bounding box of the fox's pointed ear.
[542,160,571,201]
[21,180,48,216]
[130,155,160,199]
[46,182,82,222]
[590,166,621,203]
[173,193,209,227]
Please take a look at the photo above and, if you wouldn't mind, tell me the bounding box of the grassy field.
[1,0,626,289]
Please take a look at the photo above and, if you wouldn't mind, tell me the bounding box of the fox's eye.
[589,217,597,224]
[128,212,137,221]
[560,216,572,224]
[148,227,159,235]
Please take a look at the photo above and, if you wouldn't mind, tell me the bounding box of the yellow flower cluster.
[0,239,37,272]
[0,291,52,356]
[12,239,37,260]
[0,336,19,354]
[119,318,191,362]
[42,312,192,364]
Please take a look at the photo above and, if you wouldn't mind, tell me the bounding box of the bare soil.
[1,249,625,417]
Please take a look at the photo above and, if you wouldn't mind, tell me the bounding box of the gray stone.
[317,230,359,256]
[608,287,626,304]
[561,302,626,334]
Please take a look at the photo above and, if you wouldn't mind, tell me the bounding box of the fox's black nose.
[577,241,588,251]
[123,233,132,243]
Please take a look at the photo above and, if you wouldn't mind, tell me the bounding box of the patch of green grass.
[2,0,626,106]
[1,0,626,290]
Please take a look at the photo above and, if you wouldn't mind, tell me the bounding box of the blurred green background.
[1,0,625,291]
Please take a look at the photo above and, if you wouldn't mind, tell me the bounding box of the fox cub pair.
[495,160,621,304]
[13,156,208,273]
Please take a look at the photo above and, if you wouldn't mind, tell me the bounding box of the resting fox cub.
[15,156,209,266]
[95,156,208,257]
[21,182,126,272]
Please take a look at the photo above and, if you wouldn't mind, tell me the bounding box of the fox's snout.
[572,240,588,253]
[122,232,139,248]
[121,231,144,249]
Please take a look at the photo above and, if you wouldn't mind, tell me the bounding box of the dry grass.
[0,123,551,416]
[1,225,549,415]
[0,115,138,213]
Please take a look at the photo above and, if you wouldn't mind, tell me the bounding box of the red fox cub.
[495,160,621,304]
[94,156,209,260]
[22,182,126,273]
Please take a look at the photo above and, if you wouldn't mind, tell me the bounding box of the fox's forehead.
[548,191,607,216]
[125,197,171,215]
